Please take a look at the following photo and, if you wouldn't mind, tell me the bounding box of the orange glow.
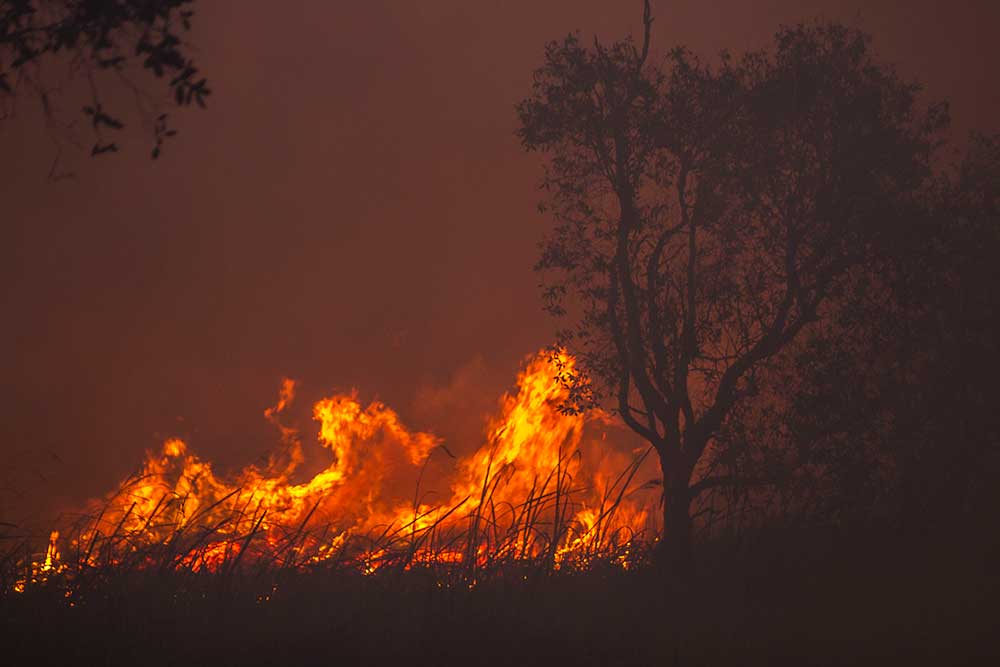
[13,350,657,589]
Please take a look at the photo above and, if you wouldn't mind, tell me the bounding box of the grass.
[1,443,997,666]
[0,437,656,592]
[2,514,997,666]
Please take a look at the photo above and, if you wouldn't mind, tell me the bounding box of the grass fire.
[6,351,658,593]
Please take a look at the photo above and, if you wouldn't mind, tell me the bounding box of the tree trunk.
[655,457,694,574]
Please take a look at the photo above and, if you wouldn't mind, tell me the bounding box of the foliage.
[517,7,944,567]
[0,0,209,158]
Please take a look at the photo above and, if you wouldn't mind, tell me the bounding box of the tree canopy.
[517,5,945,568]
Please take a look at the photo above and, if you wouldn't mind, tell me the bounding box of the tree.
[1,0,210,159]
[516,2,942,570]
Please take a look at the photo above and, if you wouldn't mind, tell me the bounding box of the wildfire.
[11,350,656,591]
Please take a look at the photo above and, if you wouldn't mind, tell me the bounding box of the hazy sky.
[2,0,997,521]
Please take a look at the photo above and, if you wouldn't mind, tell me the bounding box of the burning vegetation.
[6,351,660,594]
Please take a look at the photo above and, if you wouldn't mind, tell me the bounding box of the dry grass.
[0,445,654,596]
[1,452,997,665]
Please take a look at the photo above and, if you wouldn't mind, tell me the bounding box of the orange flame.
[16,350,657,588]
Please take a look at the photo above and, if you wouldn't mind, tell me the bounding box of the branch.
[674,161,698,431]
[637,0,654,68]
[610,115,674,433]
[646,224,683,400]
[617,368,662,447]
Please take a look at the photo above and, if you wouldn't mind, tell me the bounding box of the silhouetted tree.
[517,2,942,570]
[1,0,210,159]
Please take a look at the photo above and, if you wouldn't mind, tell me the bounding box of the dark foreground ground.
[2,525,997,666]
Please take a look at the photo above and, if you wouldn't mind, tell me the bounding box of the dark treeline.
[699,131,1000,541]
[769,130,1000,532]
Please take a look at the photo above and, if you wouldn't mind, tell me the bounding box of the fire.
[12,530,63,593]
[11,350,657,590]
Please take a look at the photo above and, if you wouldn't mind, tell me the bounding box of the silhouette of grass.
[1,520,996,666]
[2,472,997,666]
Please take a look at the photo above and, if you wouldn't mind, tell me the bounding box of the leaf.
[91,142,119,156]
[94,112,124,130]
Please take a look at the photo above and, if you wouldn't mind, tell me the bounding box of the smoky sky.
[2,0,997,522]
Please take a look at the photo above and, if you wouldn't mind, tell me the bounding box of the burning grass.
[2,350,660,595]
[3,350,996,665]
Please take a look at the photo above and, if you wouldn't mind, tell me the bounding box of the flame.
[13,350,657,589]
[13,530,64,593]
[263,378,303,476]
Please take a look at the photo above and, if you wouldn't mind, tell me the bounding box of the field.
[2,353,997,665]
[2,519,996,666]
